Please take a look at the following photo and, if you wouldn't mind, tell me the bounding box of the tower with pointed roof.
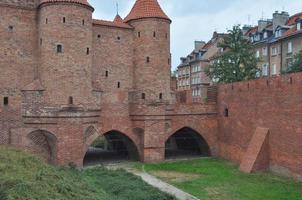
[125,0,172,103]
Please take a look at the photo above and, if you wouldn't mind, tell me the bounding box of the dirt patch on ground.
[150,170,201,183]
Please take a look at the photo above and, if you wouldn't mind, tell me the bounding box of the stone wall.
[217,72,302,178]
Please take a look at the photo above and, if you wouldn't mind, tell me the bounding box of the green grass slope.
[0,146,175,200]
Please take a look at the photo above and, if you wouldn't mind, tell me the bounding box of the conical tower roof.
[124,0,171,23]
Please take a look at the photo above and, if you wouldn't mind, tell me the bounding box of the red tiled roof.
[93,15,133,29]
[245,26,258,36]
[203,41,213,49]
[287,12,302,26]
[124,0,171,23]
[39,0,93,8]
[282,26,302,38]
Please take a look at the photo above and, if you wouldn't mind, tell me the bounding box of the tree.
[206,25,259,83]
[285,51,302,73]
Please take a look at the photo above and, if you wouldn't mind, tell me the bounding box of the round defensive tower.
[37,0,94,106]
[124,0,172,102]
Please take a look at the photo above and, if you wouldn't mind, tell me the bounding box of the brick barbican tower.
[1,0,218,167]
[124,0,172,102]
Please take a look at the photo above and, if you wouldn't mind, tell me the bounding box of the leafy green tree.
[285,51,302,73]
[206,25,259,83]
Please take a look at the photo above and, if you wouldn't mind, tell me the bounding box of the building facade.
[246,11,302,76]
[176,32,227,101]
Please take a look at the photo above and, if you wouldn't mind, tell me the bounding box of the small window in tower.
[165,33,168,39]
[68,96,73,105]
[142,93,146,100]
[105,71,108,77]
[153,31,156,37]
[117,82,121,88]
[146,57,150,63]
[63,17,66,23]
[117,36,121,40]
[8,26,13,31]
[46,18,48,24]
[98,34,101,38]
[86,48,90,55]
[3,97,8,106]
[40,38,42,46]
[224,108,229,117]
[159,93,163,100]
[168,58,170,65]
[57,44,63,53]
[138,32,141,37]
[82,19,85,25]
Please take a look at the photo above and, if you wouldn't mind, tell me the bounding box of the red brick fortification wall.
[217,72,302,179]
[129,18,172,102]
[0,3,38,144]
[38,2,95,106]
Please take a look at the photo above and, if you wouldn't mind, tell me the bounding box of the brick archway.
[165,127,211,159]
[26,129,57,164]
[83,129,140,166]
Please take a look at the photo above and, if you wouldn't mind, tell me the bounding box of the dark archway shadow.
[27,130,57,165]
[83,130,140,167]
[165,127,210,159]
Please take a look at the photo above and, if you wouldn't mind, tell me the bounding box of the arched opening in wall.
[165,127,210,159]
[83,130,139,166]
[27,130,57,165]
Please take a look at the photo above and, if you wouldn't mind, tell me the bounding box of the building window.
[262,63,268,76]
[271,47,278,56]
[57,44,63,53]
[40,38,42,46]
[3,97,8,106]
[8,26,13,31]
[224,108,229,117]
[105,71,108,77]
[142,93,145,100]
[63,17,66,23]
[165,33,168,39]
[138,32,141,37]
[97,34,101,38]
[256,50,260,58]
[159,93,163,100]
[153,31,156,37]
[86,48,90,55]
[68,96,73,105]
[117,82,120,88]
[146,57,150,63]
[82,19,85,25]
[297,22,301,30]
[272,64,277,75]
[168,58,170,65]
[263,31,268,39]
[117,36,121,40]
[46,18,48,24]
[262,47,268,56]
[288,42,292,54]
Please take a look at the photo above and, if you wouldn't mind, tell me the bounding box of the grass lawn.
[0,146,175,200]
[140,158,302,200]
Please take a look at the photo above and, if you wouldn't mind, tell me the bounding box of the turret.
[124,0,172,102]
[37,0,94,106]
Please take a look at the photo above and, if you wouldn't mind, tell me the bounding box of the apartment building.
[246,11,302,76]
[177,32,227,100]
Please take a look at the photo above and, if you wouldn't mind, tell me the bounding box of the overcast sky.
[89,0,302,70]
